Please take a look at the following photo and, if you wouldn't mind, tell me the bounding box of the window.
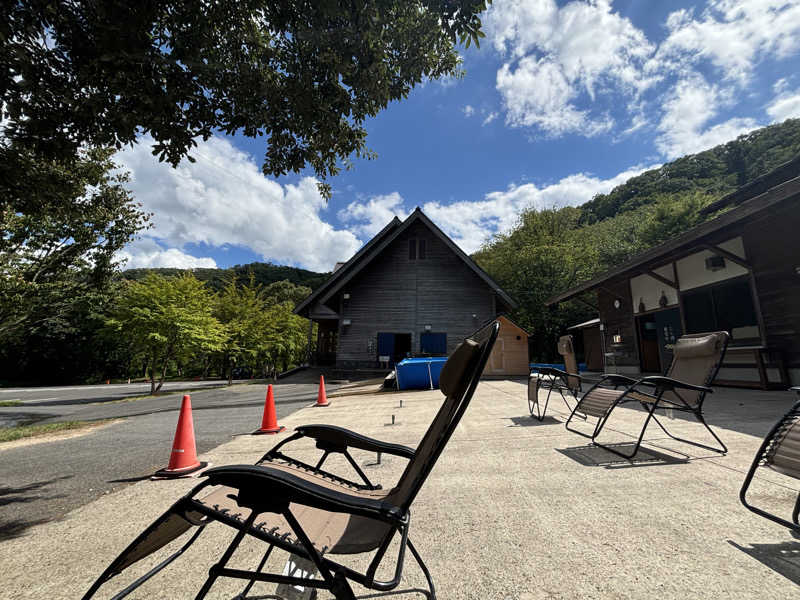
[408,239,427,260]
[683,278,760,342]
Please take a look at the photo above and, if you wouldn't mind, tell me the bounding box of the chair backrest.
[763,404,800,480]
[388,321,499,511]
[661,331,730,407]
[557,335,580,391]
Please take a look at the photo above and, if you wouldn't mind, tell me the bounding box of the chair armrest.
[637,376,712,393]
[203,464,405,524]
[599,374,638,386]
[295,424,415,459]
[531,367,581,380]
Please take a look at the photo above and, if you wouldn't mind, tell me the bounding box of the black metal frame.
[528,367,583,421]
[739,399,800,533]
[564,333,730,460]
[83,321,500,600]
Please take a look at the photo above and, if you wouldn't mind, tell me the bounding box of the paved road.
[0,378,253,403]
[0,376,342,427]
[0,376,340,541]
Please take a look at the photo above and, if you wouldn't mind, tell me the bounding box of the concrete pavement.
[1,380,799,599]
[0,378,341,541]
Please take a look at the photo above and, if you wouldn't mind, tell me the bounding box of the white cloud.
[482,0,800,158]
[421,164,654,253]
[118,239,217,269]
[116,135,362,272]
[658,0,800,85]
[462,104,475,117]
[485,0,654,136]
[482,111,499,126]
[767,88,800,123]
[337,192,411,238]
[656,74,758,159]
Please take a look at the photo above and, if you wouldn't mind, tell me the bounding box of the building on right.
[547,157,800,389]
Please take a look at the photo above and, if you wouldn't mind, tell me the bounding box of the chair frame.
[739,398,800,533]
[83,321,499,600]
[528,334,588,421]
[565,333,730,460]
[528,366,582,421]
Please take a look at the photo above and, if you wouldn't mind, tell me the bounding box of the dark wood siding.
[335,221,494,367]
[743,200,800,368]
[596,280,638,368]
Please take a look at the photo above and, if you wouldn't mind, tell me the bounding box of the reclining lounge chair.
[564,331,730,459]
[528,335,583,421]
[740,397,800,533]
[83,321,500,600]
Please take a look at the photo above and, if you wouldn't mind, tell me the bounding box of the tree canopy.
[474,118,800,362]
[105,274,226,394]
[0,146,149,383]
[579,119,800,223]
[3,0,490,197]
[122,261,328,292]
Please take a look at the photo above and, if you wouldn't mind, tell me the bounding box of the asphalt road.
[0,375,341,427]
[0,376,340,541]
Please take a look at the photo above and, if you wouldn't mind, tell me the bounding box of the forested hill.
[580,119,800,223]
[474,118,800,361]
[122,261,329,292]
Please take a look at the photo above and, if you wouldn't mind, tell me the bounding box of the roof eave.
[545,175,800,307]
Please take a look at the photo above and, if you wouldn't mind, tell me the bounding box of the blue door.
[420,332,447,355]
[377,333,395,364]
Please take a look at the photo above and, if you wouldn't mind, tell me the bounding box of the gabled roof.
[496,314,532,337]
[546,170,800,307]
[700,154,800,215]
[295,208,517,317]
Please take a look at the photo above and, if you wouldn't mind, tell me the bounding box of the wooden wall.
[335,221,495,367]
[743,200,800,374]
[486,316,529,376]
[596,280,639,370]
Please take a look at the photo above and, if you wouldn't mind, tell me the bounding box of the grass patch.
[0,420,111,443]
[0,400,21,407]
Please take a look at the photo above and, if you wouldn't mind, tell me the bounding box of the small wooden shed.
[486,315,531,376]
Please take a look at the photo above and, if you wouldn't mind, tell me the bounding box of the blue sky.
[118,0,800,273]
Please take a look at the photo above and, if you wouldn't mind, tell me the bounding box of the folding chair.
[83,321,500,600]
[740,396,800,532]
[565,331,730,459]
[528,335,583,421]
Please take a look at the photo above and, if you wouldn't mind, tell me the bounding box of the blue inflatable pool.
[395,357,448,390]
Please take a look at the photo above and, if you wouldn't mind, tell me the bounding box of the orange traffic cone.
[253,384,285,435]
[153,395,207,478]
[316,375,330,407]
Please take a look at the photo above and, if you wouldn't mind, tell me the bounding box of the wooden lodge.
[547,157,800,389]
[295,208,517,369]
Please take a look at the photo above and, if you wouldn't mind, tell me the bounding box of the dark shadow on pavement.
[357,587,431,599]
[728,539,800,585]
[0,476,71,540]
[507,415,561,427]
[557,443,689,468]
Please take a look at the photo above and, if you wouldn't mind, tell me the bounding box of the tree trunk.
[149,357,157,395]
[156,360,168,393]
